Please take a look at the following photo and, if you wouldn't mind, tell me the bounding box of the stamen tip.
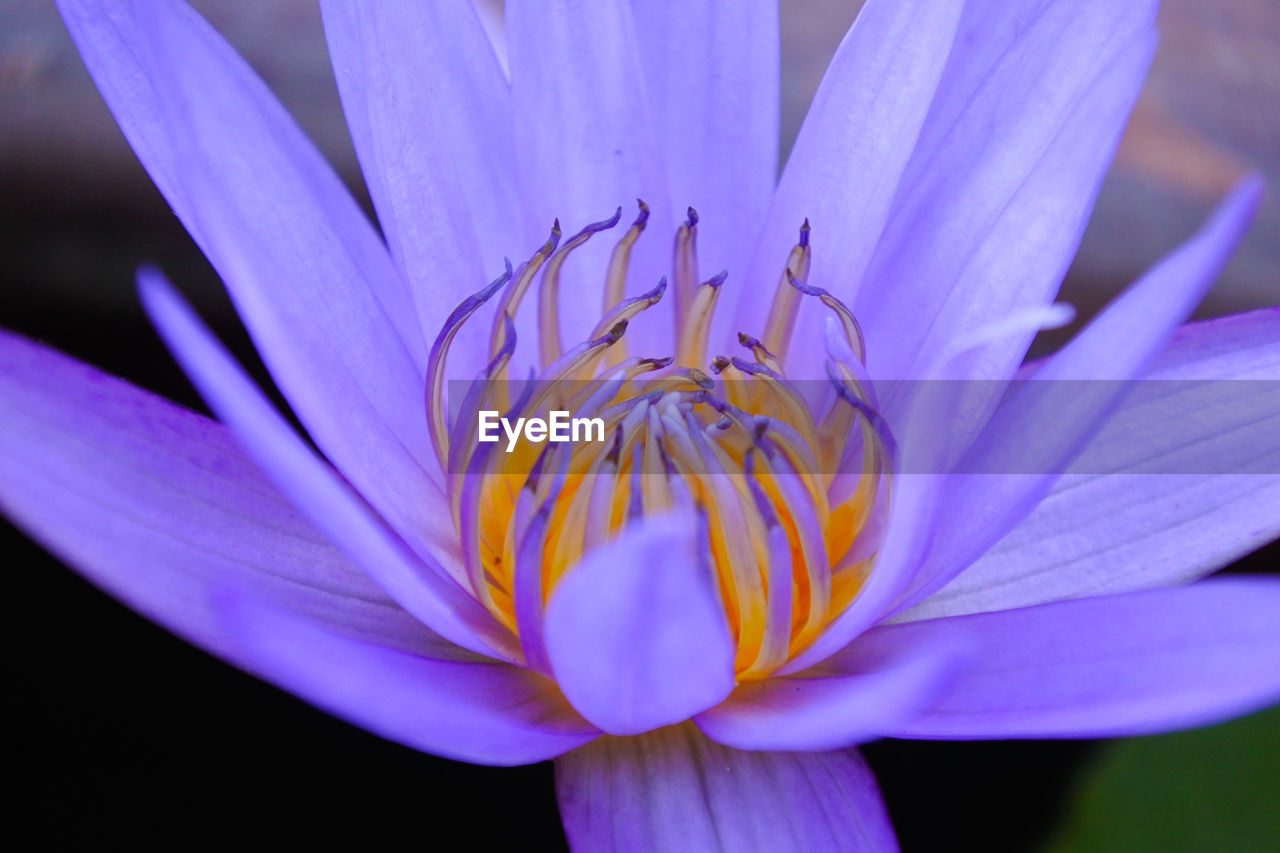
[710,355,731,374]
[596,206,623,230]
[634,199,650,228]
[706,270,728,289]
[647,276,668,301]
[686,206,699,228]
[800,218,811,247]
[605,319,629,345]
[786,267,821,295]
[688,367,714,390]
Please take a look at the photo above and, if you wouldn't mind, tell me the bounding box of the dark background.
[4,1,1277,849]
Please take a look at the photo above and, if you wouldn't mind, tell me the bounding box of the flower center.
[427,204,892,679]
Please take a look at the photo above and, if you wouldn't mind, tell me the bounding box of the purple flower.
[4,0,1279,849]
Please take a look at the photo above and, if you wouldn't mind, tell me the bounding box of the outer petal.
[696,624,967,752]
[139,271,517,662]
[857,0,1157,382]
[886,177,1263,617]
[319,1,520,379]
[630,0,778,336]
[903,308,1280,621]
[544,514,735,735]
[556,724,898,852]
[57,0,454,565]
[506,0,674,349]
[737,0,963,374]
[878,579,1280,739]
[0,332,597,764]
[220,596,597,766]
[0,329,441,658]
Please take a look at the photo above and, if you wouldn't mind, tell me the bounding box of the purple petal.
[695,625,966,751]
[878,579,1280,739]
[506,0,674,349]
[886,177,1263,617]
[543,514,735,735]
[858,1,1158,383]
[57,0,452,559]
[0,329,442,658]
[737,0,963,374]
[629,1,779,344]
[0,331,593,766]
[139,270,517,661]
[218,595,597,766]
[903,308,1280,621]
[556,725,897,852]
[319,1,520,379]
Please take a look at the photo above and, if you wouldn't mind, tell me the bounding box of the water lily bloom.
[6,0,1280,848]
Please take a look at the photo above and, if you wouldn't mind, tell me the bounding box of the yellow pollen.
[427,203,891,680]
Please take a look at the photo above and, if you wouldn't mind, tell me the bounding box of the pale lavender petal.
[139,270,518,662]
[737,0,963,374]
[556,725,897,852]
[0,332,593,765]
[544,514,735,735]
[696,624,966,751]
[0,329,445,658]
[886,178,1264,618]
[902,308,1280,621]
[857,0,1158,383]
[57,1,454,562]
[219,595,597,766]
[319,1,520,379]
[506,0,674,349]
[630,1,778,342]
[879,579,1280,739]
[57,0,423,367]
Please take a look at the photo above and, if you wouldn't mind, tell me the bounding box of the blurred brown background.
[1,0,1275,337]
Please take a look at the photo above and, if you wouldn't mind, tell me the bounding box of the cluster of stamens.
[426,203,893,680]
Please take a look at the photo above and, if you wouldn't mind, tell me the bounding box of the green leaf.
[1043,704,1280,852]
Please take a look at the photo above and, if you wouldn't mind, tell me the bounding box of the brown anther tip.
[688,367,714,389]
[632,199,651,228]
[605,320,629,344]
[737,331,752,346]
[686,206,699,228]
[711,355,731,374]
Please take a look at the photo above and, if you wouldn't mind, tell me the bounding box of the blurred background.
[2,1,1276,850]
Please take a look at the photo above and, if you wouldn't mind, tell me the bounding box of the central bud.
[426,204,891,680]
